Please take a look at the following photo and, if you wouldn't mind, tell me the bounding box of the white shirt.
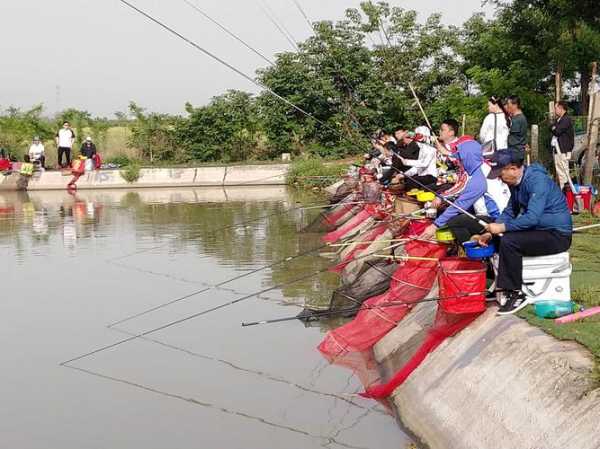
[479,113,509,152]
[474,164,511,217]
[29,143,45,160]
[401,142,438,178]
[57,128,75,148]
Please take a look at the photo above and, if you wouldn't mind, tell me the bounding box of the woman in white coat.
[479,96,510,155]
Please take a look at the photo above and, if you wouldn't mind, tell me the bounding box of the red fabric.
[71,160,85,175]
[93,153,102,170]
[438,258,487,314]
[318,240,447,357]
[361,309,482,399]
[329,223,389,273]
[322,209,371,243]
[0,159,11,171]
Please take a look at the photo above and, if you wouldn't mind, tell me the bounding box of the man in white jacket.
[28,136,45,169]
[392,130,438,190]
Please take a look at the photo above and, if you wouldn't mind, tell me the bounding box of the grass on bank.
[287,157,351,188]
[518,212,600,385]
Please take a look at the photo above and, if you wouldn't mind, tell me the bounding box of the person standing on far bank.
[550,101,575,191]
[55,121,75,168]
[506,96,528,158]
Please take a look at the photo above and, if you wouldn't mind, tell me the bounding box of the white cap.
[415,126,431,137]
[86,136,92,141]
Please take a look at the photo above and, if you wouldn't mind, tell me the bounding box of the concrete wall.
[24,164,289,191]
[373,298,600,449]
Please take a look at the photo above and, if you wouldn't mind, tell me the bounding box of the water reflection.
[0,187,410,449]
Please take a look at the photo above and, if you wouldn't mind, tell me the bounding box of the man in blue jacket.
[420,140,495,242]
[479,149,573,315]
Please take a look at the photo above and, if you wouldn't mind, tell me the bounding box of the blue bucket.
[463,241,496,260]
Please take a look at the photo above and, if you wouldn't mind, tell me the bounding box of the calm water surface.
[0,186,413,449]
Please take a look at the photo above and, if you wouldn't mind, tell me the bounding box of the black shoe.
[497,291,529,316]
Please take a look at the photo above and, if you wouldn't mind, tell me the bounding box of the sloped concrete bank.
[373,298,600,449]
[19,163,288,191]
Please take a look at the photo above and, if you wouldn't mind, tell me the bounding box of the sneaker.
[497,291,529,315]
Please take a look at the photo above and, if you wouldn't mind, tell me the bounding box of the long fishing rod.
[63,240,406,366]
[107,240,333,328]
[261,0,299,51]
[181,0,274,66]
[241,290,491,327]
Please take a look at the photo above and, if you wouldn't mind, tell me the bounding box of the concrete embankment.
[1,163,289,191]
[373,298,600,449]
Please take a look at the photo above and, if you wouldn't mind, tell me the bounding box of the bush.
[120,163,141,183]
[287,157,348,188]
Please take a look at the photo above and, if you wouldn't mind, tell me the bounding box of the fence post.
[530,125,539,162]
[548,101,555,121]
[583,92,600,185]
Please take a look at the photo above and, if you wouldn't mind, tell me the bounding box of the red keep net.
[323,194,360,226]
[322,208,372,243]
[438,258,487,314]
[317,240,447,386]
[361,309,482,399]
[329,223,389,273]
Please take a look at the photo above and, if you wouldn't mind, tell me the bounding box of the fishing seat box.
[521,252,572,302]
[492,252,572,303]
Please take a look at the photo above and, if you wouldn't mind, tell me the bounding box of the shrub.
[120,163,141,183]
[287,157,348,188]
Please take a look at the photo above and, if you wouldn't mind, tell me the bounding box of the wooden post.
[548,101,555,121]
[555,65,563,102]
[587,62,598,135]
[530,125,539,162]
[583,92,600,185]
[461,114,466,136]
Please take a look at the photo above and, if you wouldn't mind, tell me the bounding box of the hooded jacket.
[434,140,487,228]
[497,163,572,235]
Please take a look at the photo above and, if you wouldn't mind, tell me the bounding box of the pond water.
[0,187,414,449]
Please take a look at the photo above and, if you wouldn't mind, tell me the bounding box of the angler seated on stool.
[474,149,572,315]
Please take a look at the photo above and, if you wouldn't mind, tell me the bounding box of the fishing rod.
[241,290,491,327]
[260,1,299,52]
[63,240,407,365]
[181,0,274,66]
[107,239,333,328]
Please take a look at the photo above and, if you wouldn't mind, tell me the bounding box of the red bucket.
[438,258,487,314]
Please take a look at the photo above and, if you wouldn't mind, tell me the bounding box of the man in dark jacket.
[80,137,97,159]
[477,149,572,315]
[550,101,575,190]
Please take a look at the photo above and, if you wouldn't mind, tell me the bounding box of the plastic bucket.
[439,258,487,314]
[534,300,576,319]
[436,227,455,243]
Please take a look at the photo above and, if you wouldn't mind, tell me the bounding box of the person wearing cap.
[476,149,572,315]
[420,140,491,241]
[378,126,426,186]
[387,127,438,190]
[55,121,76,168]
[80,136,97,160]
[28,136,46,169]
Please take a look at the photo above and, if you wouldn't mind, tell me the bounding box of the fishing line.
[107,240,333,328]
[62,240,405,365]
[181,0,274,66]
[291,0,313,33]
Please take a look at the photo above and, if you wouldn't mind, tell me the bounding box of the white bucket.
[84,158,94,172]
[521,252,571,302]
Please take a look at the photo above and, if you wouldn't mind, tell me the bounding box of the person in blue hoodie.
[478,148,573,315]
[420,140,492,241]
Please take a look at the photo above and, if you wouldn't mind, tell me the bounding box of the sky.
[0,0,493,117]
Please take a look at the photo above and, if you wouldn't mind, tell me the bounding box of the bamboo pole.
[530,125,539,162]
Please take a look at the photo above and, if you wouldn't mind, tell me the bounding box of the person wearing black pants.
[477,149,572,315]
[446,214,492,244]
[55,121,75,168]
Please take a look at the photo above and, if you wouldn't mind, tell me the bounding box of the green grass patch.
[287,157,349,188]
[518,211,600,385]
[120,163,141,183]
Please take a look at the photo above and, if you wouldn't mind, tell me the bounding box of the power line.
[260,1,299,52]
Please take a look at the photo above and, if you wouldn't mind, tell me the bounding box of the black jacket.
[550,114,574,154]
[80,142,97,158]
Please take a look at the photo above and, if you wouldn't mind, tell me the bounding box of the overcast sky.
[0,0,493,117]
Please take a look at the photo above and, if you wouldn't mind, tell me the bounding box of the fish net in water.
[317,240,448,387]
[301,193,359,233]
[327,261,397,316]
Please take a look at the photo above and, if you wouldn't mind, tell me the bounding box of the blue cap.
[487,148,524,179]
